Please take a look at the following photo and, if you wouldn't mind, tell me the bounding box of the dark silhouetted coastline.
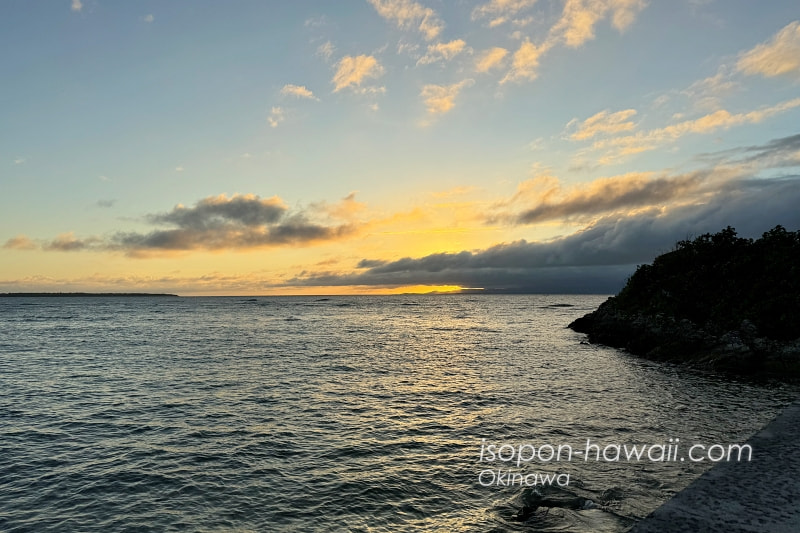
[570,225,800,380]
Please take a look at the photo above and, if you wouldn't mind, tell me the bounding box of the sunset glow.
[2,1,799,295]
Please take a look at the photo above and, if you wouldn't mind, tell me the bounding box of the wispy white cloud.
[682,67,738,111]
[143,14,154,23]
[13,157,26,165]
[353,86,387,96]
[475,47,509,73]
[417,39,468,65]
[268,106,285,128]
[367,0,444,41]
[281,84,319,100]
[420,79,474,115]
[737,21,800,79]
[590,98,800,163]
[317,41,335,62]
[332,55,384,92]
[568,109,638,140]
[71,0,82,12]
[471,0,538,27]
[304,15,328,28]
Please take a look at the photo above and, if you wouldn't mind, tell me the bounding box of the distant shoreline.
[0,292,179,297]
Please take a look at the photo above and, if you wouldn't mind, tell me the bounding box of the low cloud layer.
[6,193,358,256]
[292,175,800,292]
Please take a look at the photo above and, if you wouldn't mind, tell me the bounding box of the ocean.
[1,295,797,532]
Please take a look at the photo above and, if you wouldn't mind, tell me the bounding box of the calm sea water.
[1,295,797,532]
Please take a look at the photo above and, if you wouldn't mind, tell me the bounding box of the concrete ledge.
[629,399,800,532]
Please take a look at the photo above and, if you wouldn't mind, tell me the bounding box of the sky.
[1,0,799,295]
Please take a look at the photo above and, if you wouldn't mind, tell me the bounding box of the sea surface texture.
[1,295,797,532]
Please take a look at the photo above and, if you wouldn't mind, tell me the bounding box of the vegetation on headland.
[569,225,800,379]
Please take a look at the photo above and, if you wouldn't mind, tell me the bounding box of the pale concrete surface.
[628,400,800,532]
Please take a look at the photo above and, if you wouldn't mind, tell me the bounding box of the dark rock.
[569,226,800,381]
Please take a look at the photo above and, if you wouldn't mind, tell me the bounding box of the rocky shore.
[569,297,800,379]
[568,226,800,380]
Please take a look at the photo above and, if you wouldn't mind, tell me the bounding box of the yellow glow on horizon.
[176,284,466,297]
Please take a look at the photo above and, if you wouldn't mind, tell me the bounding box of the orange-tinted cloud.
[2,235,37,251]
[367,0,444,40]
[492,171,705,225]
[475,47,508,73]
[737,21,800,79]
[332,55,384,92]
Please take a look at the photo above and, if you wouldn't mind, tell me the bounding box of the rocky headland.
[569,226,800,380]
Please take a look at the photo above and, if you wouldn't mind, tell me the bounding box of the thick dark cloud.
[356,258,388,268]
[148,194,286,229]
[293,176,800,292]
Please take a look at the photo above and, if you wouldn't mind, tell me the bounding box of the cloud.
[682,67,739,111]
[367,0,444,40]
[143,14,154,23]
[96,199,116,208]
[493,171,706,224]
[475,47,509,73]
[71,0,82,12]
[18,193,361,257]
[147,194,287,228]
[45,233,100,252]
[357,259,389,268]
[569,109,637,140]
[109,194,357,255]
[268,106,284,128]
[420,79,475,115]
[332,55,384,92]
[471,0,539,27]
[3,235,37,251]
[737,21,800,79]
[590,97,800,161]
[304,15,328,28]
[13,158,26,165]
[500,39,549,83]
[281,84,318,100]
[417,39,468,65]
[291,176,800,291]
[741,133,800,167]
[550,0,647,48]
[317,41,335,62]
[175,165,185,172]
[699,133,800,169]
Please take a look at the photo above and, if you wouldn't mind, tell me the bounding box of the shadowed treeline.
[570,225,800,378]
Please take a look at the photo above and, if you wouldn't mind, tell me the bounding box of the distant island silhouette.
[570,225,800,380]
[0,293,179,297]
